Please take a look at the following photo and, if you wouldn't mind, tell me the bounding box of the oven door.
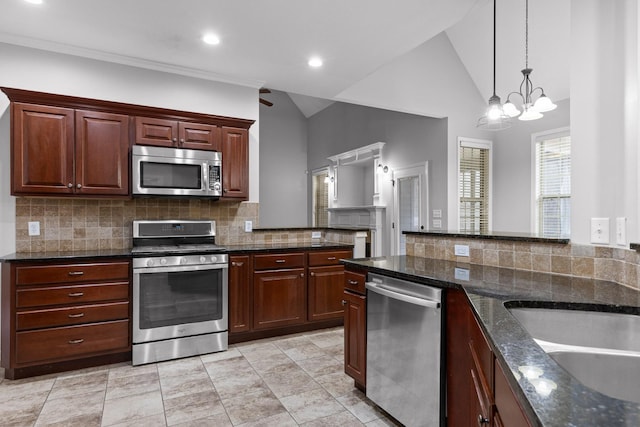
[132,263,228,343]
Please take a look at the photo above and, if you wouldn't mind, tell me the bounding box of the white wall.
[570,0,639,245]
[492,99,571,233]
[258,90,307,227]
[0,43,260,255]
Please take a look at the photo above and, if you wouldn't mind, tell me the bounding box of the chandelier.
[477,0,511,130]
[503,0,556,121]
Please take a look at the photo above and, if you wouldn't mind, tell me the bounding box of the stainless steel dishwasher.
[366,273,443,427]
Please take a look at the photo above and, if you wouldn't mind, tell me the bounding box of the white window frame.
[311,167,330,227]
[457,137,493,232]
[530,127,571,235]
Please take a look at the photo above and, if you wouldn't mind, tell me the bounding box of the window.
[534,129,571,237]
[312,169,329,227]
[458,138,491,233]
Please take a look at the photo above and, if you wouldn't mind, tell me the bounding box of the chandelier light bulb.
[533,94,557,112]
[487,103,503,121]
[503,101,521,117]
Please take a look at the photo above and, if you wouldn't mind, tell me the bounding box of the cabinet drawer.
[16,282,129,308]
[344,270,366,294]
[17,301,129,331]
[254,253,305,270]
[16,262,130,286]
[308,250,352,267]
[15,320,129,365]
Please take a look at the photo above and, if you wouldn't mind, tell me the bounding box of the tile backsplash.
[15,198,259,252]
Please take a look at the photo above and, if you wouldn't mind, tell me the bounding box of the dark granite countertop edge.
[631,242,640,251]
[404,230,570,244]
[341,256,640,427]
[252,227,369,232]
[0,242,354,262]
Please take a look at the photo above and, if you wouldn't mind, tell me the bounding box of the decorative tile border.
[405,234,640,290]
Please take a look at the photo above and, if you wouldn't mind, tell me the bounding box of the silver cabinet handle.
[347,279,359,285]
[275,259,286,263]
[341,299,347,306]
[232,261,244,267]
[300,273,304,278]
[76,183,82,189]
[310,272,315,276]
[327,257,336,260]
[477,414,489,425]
[68,313,85,318]
[68,271,84,276]
[68,339,84,344]
[68,292,84,297]
[67,183,73,188]
[172,137,177,143]
[180,138,185,145]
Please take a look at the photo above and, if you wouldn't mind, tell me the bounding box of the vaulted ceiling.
[0,0,569,117]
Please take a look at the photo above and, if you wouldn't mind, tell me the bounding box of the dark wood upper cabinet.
[75,110,129,196]
[134,117,221,151]
[179,122,221,151]
[12,103,75,195]
[221,126,249,199]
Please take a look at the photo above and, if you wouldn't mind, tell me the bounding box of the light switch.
[244,221,252,232]
[590,218,609,244]
[616,217,626,246]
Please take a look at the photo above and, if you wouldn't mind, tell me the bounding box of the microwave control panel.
[209,165,222,192]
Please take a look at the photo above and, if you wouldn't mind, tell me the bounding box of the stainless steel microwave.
[132,145,222,198]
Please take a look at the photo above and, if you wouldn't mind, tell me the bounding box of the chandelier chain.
[525,0,529,68]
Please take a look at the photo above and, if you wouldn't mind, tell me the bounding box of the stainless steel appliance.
[132,220,228,365]
[366,273,443,427]
[132,145,222,198]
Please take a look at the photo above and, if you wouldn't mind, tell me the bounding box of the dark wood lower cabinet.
[229,255,251,333]
[253,268,306,330]
[446,289,532,427]
[343,289,366,388]
[308,265,345,321]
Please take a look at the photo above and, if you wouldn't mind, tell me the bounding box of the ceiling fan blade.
[259,88,271,94]
[259,98,273,107]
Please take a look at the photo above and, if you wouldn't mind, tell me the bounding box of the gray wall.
[258,91,308,227]
[492,99,570,232]
[306,102,448,226]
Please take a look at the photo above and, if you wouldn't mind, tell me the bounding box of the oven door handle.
[133,263,227,274]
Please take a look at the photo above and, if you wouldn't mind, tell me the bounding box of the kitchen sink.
[507,305,640,404]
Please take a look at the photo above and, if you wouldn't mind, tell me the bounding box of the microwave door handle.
[203,162,209,193]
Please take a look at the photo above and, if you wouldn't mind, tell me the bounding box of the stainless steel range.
[131,220,228,365]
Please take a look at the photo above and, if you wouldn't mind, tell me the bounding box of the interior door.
[392,163,428,255]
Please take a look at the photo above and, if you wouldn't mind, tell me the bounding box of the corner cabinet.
[0,258,132,379]
[446,289,532,427]
[11,103,129,197]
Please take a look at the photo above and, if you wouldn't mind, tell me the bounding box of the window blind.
[535,134,571,237]
[313,172,329,227]
[459,144,489,233]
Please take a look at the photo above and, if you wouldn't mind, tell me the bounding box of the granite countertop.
[404,230,570,244]
[0,242,354,262]
[343,255,640,427]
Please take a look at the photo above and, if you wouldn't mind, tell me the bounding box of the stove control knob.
[200,256,207,263]
[210,256,217,263]
[180,257,188,265]
[146,259,155,267]
[160,258,167,265]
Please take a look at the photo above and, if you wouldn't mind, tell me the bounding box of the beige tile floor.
[0,327,400,426]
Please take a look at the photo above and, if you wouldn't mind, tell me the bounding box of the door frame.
[392,162,429,255]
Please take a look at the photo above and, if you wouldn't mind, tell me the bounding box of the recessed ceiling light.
[202,33,220,45]
[24,0,43,4]
[308,57,323,68]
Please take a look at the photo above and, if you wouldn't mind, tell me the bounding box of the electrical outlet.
[28,221,40,236]
[244,220,252,232]
[311,231,322,239]
[454,267,470,281]
[432,209,442,219]
[432,219,442,229]
[590,218,609,244]
[616,217,626,246]
[454,244,470,257]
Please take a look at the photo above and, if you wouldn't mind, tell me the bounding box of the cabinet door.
[135,116,178,147]
[179,122,221,151]
[308,265,345,321]
[221,127,249,199]
[495,359,532,427]
[253,268,305,330]
[229,255,251,333]
[75,110,130,196]
[446,289,472,425]
[343,289,366,387]
[12,103,74,195]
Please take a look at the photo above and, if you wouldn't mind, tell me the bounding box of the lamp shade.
[533,94,557,112]
[503,101,521,117]
[518,107,543,121]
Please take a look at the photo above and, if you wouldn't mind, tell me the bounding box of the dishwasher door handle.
[366,281,441,309]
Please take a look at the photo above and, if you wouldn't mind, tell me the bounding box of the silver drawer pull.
[68,271,84,276]
[68,313,85,318]
[327,257,336,260]
[275,259,286,263]
[68,339,84,344]
[347,280,359,285]
[232,261,244,267]
[68,292,84,297]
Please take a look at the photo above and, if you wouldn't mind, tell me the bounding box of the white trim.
[392,162,429,255]
[457,137,493,232]
[311,167,330,227]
